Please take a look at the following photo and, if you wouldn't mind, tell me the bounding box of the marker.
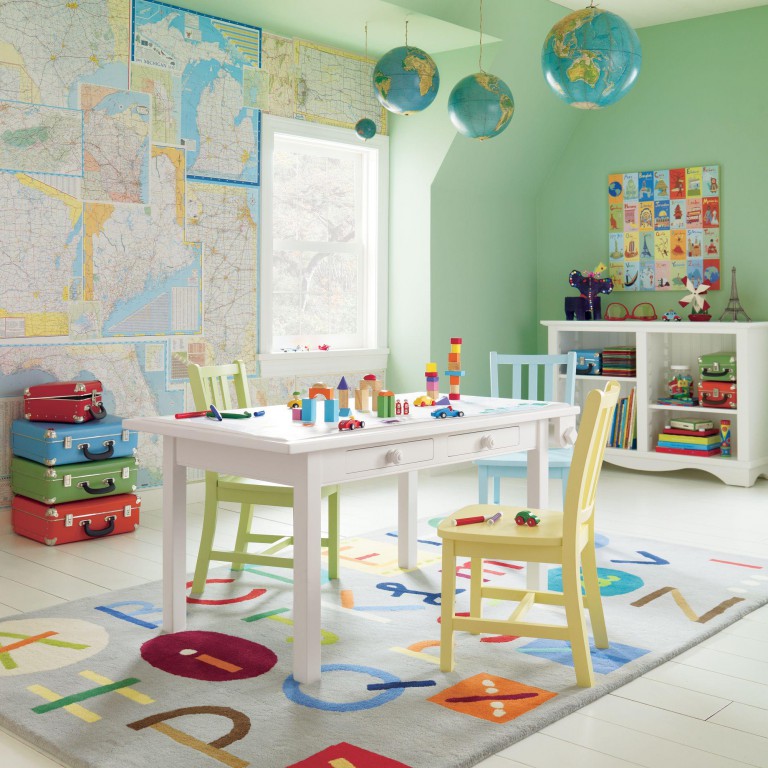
[252,410,265,417]
[486,511,503,526]
[452,515,486,526]
[207,404,223,421]
[175,410,208,419]
[219,412,251,419]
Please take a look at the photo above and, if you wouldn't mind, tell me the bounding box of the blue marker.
[207,404,223,421]
[252,410,265,417]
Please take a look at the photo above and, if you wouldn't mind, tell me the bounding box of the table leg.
[162,436,187,633]
[526,419,550,591]
[398,470,418,569]
[291,455,323,684]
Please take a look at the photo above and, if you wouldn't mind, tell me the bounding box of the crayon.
[452,515,486,526]
[175,410,209,419]
[207,404,223,421]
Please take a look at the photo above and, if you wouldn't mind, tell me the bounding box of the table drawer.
[345,439,434,473]
[447,426,521,457]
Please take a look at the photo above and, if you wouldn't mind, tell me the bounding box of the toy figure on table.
[565,263,613,320]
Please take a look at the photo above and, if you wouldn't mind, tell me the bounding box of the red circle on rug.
[141,630,277,681]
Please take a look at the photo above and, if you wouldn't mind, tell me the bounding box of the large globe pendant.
[373,45,439,116]
[448,73,514,140]
[541,7,641,109]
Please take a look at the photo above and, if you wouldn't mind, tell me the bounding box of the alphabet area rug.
[1,521,766,768]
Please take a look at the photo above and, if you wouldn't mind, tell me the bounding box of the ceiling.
[161,0,768,58]
[549,0,768,28]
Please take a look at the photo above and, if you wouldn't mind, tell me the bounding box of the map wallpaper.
[0,0,387,501]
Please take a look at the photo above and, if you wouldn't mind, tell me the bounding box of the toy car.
[287,391,302,409]
[413,395,435,407]
[431,406,464,419]
[339,418,365,431]
[514,510,540,527]
[662,310,682,322]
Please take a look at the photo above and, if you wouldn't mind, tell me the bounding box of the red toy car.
[339,418,365,431]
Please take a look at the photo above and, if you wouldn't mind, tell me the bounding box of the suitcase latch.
[124,505,132,517]
[122,467,130,479]
[65,513,73,527]
[64,474,72,487]
[122,429,129,442]
[64,436,72,449]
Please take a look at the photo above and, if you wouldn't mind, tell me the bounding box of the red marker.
[175,410,209,419]
[452,515,486,526]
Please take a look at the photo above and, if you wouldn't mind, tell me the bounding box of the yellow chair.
[438,381,620,687]
[188,360,340,596]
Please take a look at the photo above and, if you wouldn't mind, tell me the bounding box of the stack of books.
[655,418,721,457]
[608,387,636,449]
[602,346,637,377]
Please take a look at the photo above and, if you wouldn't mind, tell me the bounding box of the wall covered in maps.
[0,0,387,505]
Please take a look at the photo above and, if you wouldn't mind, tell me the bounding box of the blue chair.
[476,352,577,508]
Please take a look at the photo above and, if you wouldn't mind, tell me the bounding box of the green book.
[658,433,721,446]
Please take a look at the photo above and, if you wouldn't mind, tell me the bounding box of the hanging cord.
[405,19,409,47]
[479,0,484,72]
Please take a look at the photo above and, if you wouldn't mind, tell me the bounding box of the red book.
[655,445,721,457]
[662,427,719,437]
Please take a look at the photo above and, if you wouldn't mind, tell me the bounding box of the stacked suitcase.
[10,380,141,545]
[698,352,737,409]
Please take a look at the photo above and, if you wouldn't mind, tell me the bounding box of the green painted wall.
[536,7,768,342]
[388,0,581,395]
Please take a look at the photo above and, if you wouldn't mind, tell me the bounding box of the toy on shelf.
[565,265,612,321]
[287,391,302,409]
[514,510,540,527]
[337,376,351,417]
[662,310,682,322]
[355,374,382,412]
[318,344,330,350]
[604,302,657,321]
[720,419,732,456]
[679,277,711,321]
[339,417,365,431]
[413,395,434,407]
[665,365,695,406]
[431,405,464,419]
[445,337,465,401]
[719,268,751,322]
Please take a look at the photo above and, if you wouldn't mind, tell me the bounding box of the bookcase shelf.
[544,320,768,487]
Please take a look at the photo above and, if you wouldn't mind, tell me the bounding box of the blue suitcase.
[11,416,138,467]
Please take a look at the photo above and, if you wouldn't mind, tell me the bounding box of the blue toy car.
[662,310,682,322]
[431,406,464,419]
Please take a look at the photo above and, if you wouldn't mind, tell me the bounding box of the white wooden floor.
[1,465,767,768]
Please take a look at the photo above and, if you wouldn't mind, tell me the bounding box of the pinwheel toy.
[679,276,711,317]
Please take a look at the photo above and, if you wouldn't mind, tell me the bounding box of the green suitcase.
[698,352,736,382]
[11,456,137,504]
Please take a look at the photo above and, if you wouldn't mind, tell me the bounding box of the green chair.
[187,360,340,596]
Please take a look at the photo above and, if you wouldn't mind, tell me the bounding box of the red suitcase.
[11,493,140,546]
[698,381,737,409]
[24,380,107,423]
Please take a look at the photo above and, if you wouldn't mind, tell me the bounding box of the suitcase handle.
[80,441,115,461]
[81,516,116,537]
[701,393,728,405]
[89,403,107,420]
[79,478,116,495]
[701,367,733,378]
[577,363,595,374]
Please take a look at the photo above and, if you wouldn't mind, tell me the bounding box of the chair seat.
[218,475,336,498]
[475,447,573,469]
[438,504,563,547]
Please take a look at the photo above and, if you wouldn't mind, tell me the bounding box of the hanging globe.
[354,118,377,141]
[373,45,439,115]
[541,7,641,110]
[448,72,514,140]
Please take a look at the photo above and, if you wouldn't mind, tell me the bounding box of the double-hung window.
[259,115,388,376]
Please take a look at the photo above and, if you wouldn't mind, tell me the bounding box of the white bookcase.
[543,320,768,487]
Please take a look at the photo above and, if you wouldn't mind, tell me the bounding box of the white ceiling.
[549,0,768,28]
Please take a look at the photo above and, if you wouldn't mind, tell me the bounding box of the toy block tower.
[337,376,351,417]
[377,390,395,418]
[309,382,334,400]
[444,337,465,401]
[425,362,439,403]
[355,374,382,412]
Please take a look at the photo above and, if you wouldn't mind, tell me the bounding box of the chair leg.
[560,468,570,509]
[327,490,340,580]
[492,475,501,504]
[561,554,595,687]
[581,543,608,648]
[230,503,253,572]
[191,478,220,596]
[469,556,483,633]
[440,539,457,672]
[478,466,489,504]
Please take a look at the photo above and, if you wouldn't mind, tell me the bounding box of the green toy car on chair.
[515,510,540,527]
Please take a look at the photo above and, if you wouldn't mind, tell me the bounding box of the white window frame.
[258,115,389,377]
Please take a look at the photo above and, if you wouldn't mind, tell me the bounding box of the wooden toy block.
[324,398,339,422]
[354,388,370,411]
[450,337,462,344]
[338,389,349,409]
[339,407,351,417]
[377,392,394,418]
[309,382,334,400]
[448,353,459,362]
[301,398,316,422]
[292,408,303,421]
[449,393,461,400]
[426,362,438,372]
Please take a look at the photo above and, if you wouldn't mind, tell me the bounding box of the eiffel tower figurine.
[719,267,751,322]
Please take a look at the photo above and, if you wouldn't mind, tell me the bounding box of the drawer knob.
[386,449,403,465]
[481,434,496,450]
